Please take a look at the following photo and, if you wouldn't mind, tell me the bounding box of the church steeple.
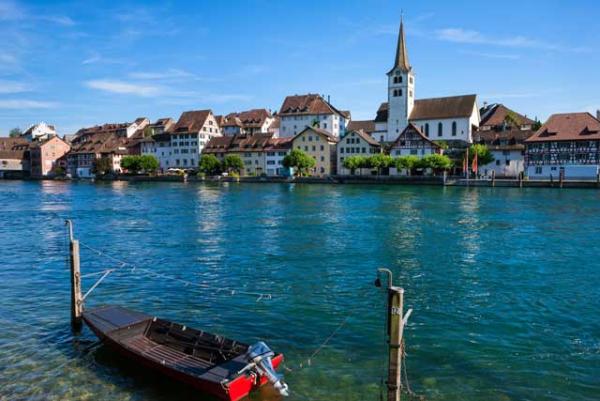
[389,15,410,74]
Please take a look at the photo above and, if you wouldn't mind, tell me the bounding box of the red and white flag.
[471,152,478,175]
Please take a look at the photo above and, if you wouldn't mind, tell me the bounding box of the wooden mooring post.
[66,220,83,332]
[376,268,413,401]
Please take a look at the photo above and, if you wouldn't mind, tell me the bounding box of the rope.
[283,313,352,372]
[78,241,274,301]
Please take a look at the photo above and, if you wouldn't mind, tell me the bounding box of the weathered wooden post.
[66,220,83,332]
[491,170,496,187]
[519,171,523,188]
[376,268,412,401]
[559,170,564,188]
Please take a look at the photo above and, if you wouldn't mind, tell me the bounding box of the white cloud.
[0,99,56,109]
[85,79,160,97]
[460,50,520,60]
[0,0,74,25]
[436,28,589,52]
[129,69,195,80]
[0,80,31,93]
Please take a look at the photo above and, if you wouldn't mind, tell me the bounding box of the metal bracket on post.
[66,220,83,333]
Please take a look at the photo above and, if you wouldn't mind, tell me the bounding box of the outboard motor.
[245,342,289,396]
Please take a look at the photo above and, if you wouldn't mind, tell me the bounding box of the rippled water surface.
[1,180,599,401]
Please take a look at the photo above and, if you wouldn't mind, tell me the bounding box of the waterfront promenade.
[0,180,599,401]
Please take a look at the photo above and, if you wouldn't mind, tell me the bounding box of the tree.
[92,157,112,176]
[394,155,419,175]
[532,117,542,131]
[121,155,141,173]
[223,154,244,174]
[367,154,393,176]
[199,154,221,175]
[9,128,22,138]
[421,154,453,174]
[143,126,154,138]
[468,144,494,166]
[342,155,365,175]
[282,149,316,176]
[139,155,159,173]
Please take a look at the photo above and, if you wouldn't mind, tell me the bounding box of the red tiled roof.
[0,137,29,160]
[474,128,535,145]
[479,104,535,127]
[279,94,338,116]
[263,137,293,151]
[228,133,273,152]
[224,109,272,129]
[348,120,376,134]
[293,126,339,143]
[390,123,441,149]
[173,110,212,133]
[203,136,235,154]
[525,112,600,143]
[345,129,380,146]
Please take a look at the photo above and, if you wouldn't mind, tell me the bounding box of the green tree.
[367,154,393,176]
[282,149,316,176]
[532,118,542,131]
[92,157,112,176]
[139,155,159,173]
[433,140,449,150]
[468,144,494,165]
[223,154,244,174]
[394,155,420,175]
[121,155,141,173]
[143,126,154,138]
[421,154,453,174]
[9,128,22,138]
[342,155,365,175]
[199,154,221,175]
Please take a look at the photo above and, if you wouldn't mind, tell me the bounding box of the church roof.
[410,94,478,120]
[388,17,411,74]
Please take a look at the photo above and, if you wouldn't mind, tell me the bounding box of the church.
[371,18,480,147]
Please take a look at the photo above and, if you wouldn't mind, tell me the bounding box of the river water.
[0,180,598,401]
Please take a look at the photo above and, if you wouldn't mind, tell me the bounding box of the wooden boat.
[83,305,287,401]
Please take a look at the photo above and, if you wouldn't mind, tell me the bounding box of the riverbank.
[5,174,600,189]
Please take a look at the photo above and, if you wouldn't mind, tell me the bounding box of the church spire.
[390,14,411,73]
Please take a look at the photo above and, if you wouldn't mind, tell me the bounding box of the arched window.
[425,123,430,137]
[452,121,457,136]
[438,122,443,137]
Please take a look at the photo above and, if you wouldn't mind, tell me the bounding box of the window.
[340,148,344,154]
[393,89,402,97]
[452,121,457,136]
[323,123,327,129]
[320,145,324,151]
[535,166,542,174]
[321,156,324,161]
[505,160,510,166]
[496,160,500,166]
[438,122,443,137]
[425,124,430,137]
[410,149,417,155]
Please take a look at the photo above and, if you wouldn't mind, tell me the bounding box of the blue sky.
[1,0,599,135]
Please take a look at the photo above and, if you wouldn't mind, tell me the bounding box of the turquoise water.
[0,180,599,401]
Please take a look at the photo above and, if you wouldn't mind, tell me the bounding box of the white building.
[525,112,600,180]
[264,137,293,176]
[475,104,536,178]
[375,17,480,145]
[142,110,222,170]
[389,123,443,158]
[221,109,275,136]
[337,129,381,175]
[21,122,57,142]
[278,94,350,138]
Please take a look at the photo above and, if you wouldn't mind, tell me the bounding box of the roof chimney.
[597,110,600,120]
[327,95,331,103]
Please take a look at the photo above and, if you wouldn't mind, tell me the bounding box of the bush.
[121,155,159,174]
[92,157,112,176]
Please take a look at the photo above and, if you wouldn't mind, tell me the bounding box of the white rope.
[78,241,274,301]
